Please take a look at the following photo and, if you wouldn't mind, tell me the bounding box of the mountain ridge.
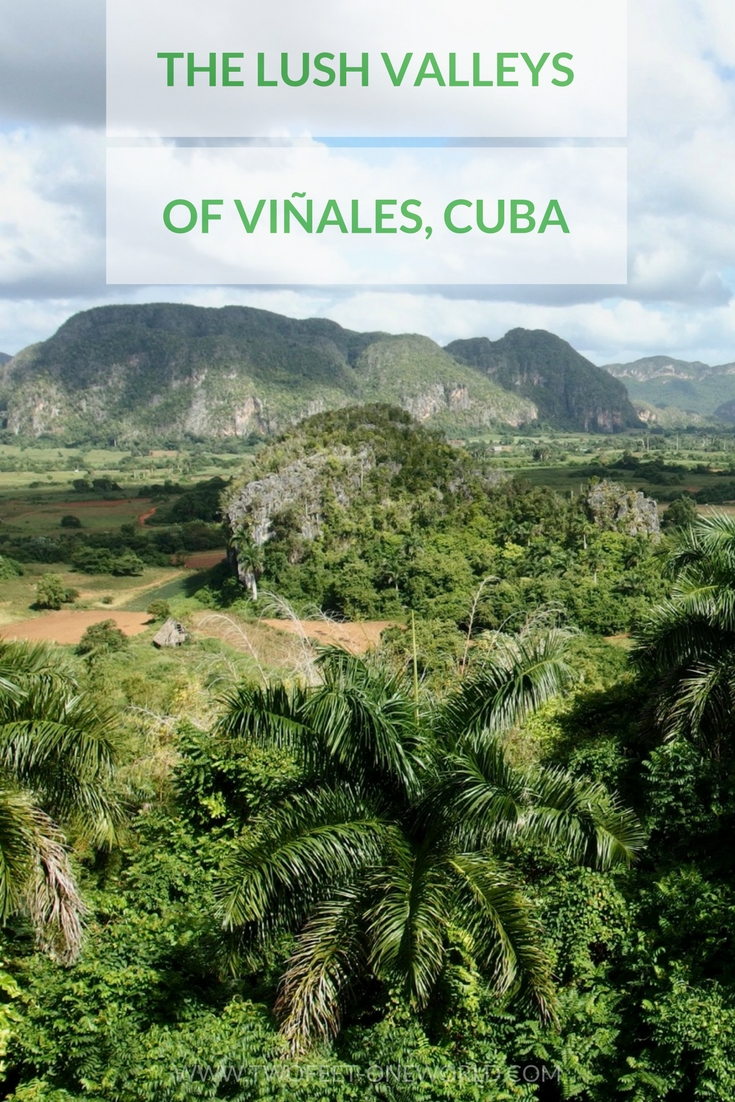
[602,354,735,417]
[1,303,640,442]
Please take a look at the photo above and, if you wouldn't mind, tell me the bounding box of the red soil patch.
[261,619,395,654]
[182,549,227,569]
[138,505,156,526]
[0,611,152,646]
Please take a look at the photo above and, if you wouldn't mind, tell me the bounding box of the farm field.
[1,494,153,534]
[0,563,198,625]
[0,609,153,644]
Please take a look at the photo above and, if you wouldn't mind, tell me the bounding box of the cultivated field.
[0,610,152,645]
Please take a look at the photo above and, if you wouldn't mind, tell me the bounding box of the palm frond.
[276,887,366,1050]
[215,681,329,777]
[429,736,527,848]
[0,783,86,962]
[0,710,124,847]
[657,652,735,751]
[366,837,448,1009]
[448,853,557,1022]
[524,767,646,869]
[443,628,574,738]
[305,649,426,797]
[25,820,87,964]
[218,786,392,934]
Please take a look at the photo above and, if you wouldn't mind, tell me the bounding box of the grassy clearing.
[1,495,151,535]
[0,564,192,625]
[122,574,197,611]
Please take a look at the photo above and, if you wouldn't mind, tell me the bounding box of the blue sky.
[1,0,735,366]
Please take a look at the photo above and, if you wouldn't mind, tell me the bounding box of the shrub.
[146,599,171,621]
[76,619,129,656]
[72,548,114,574]
[35,574,66,610]
[0,555,22,580]
[663,494,698,531]
[110,552,146,576]
[60,514,82,528]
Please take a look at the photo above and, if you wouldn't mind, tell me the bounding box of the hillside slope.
[602,354,735,416]
[0,304,535,442]
[445,328,641,432]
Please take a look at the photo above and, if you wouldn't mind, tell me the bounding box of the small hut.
[152,617,189,648]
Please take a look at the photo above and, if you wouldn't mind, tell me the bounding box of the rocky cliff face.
[225,449,368,551]
[601,355,735,418]
[603,355,735,383]
[446,328,641,433]
[223,404,474,583]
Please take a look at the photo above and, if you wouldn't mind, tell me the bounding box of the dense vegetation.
[4,407,735,1099]
[224,406,666,637]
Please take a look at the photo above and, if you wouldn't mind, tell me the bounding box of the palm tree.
[231,533,264,601]
[217,630,644,1050]
[0,641,124,961]
[633,512,735,752]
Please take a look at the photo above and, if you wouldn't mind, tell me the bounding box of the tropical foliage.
[217,636,643,1050]
[4,415,735,1100]
[0,642,122,961]
[634,512,735,751]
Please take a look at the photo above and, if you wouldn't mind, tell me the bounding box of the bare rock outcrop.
[226,448,370,551]
[585,480,660,537]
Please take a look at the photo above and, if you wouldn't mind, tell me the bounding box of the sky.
[1,0,735,365]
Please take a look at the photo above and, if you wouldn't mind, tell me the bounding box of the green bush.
[110,551,146,576]
[35,573,66,610]
[60,514,82,528]
[147,599,171,621]
[0,555,22,580]
[76,618,129,656]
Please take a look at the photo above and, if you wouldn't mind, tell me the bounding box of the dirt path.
[1,610,394,653]
[0,610,152,645]
[138,505,156,526]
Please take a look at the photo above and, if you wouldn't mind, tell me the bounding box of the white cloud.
[0,0,104,126]
[0,127,104,294]
[2,1,735,366]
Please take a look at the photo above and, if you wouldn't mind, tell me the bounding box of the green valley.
[2,321,735,1100]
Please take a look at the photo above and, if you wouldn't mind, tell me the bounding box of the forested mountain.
[446,328,641,432]
[0,352,11,365]
[602,353,735,417]
[0,304,532,442]
[224,404,664,633]
[0,304,640,442]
